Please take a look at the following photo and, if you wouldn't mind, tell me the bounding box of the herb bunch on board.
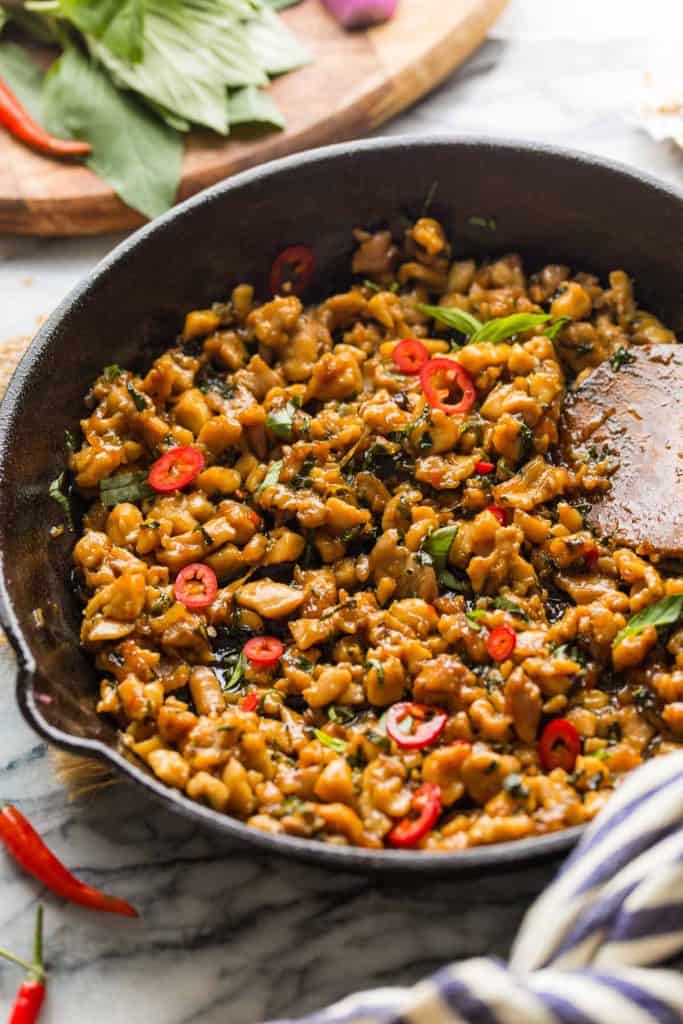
[0,0,309,218]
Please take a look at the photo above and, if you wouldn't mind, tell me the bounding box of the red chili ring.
[385,702,448,750]
[244,636,284,667]
[149,446,205,493]
[388,783,442,848]
[173,563,217,610]
[420,357,476,415]
[475,460,495,475]
[539,718,581,772]
[240,692,260,713]
[487,625,516,662]
[392,339,430,375]
[486,505,510,526]
[270,245,314,296]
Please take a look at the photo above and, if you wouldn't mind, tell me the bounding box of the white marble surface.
[1,1,682,1020]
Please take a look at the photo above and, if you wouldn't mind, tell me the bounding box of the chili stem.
[33,905,43,978]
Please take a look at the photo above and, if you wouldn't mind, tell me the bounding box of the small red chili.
[0,806,137,917]
[539,718,581,772]
[385,702,448,750]
[486,504,510,526]
[475,460,495,475]
[392,339,429,375]
[240,693,260,713]
[0,75,91,159]
[244,636,284,667]
[149,446,205,493]
[173,563,218,610]
[389,783,442,848]
[584,545,599,569]
[270,245,314,296]
[420,357,475,416]
[487,625,516,662]
[2,905,46,1024]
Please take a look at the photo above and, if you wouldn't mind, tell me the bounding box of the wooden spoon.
[563,345,683,558]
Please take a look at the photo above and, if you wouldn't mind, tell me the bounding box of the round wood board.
[0,0,507,236]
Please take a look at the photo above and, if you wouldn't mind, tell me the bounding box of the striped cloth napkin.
[270,753,683,1024]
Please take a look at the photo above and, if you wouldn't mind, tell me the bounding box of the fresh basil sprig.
[419,305,568,346]
[614,595,683,648]
[99,470,154,507]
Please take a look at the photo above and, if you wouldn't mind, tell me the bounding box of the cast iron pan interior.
[1,137,682,873]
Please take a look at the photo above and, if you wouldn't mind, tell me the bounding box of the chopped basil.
[313,729,347,754]
[266,401,300,441]
[126,382,147,411]
[367,659,385,687]
[633,686,659,713]
[150,592,172,616]
[365,729,391,752]
[614,594,683,648]
[328,705,356,725]
[610,346,637,371]
[48,472,73,529]
[99,470,154,507]
[503,772,529,800]
[197,367,235,400]
[553,642,587,666]
[492,596,529,621]
[363,279,382,293]
[223,652,245,693]
[419,303,482,337]
[294,654,314,673]
[257,459,283,493]
[421,525,458,575]
[102,364,123,381]
[544,317,571,341]
[466,610,486,631]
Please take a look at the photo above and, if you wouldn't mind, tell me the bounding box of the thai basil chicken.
[69,217,683,851]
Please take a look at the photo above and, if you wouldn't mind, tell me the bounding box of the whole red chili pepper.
[0,76,91,159]
[1,905,46,1024]
[0,806,137,918]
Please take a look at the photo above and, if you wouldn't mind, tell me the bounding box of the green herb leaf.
[313,729,347,754]
[470,313,553,345]
[466,610,486,631]
[0,42,44,120]
[48,472,73,529]
[419,304,483,337]
[126,382,147,411]
[229,85,285,130]
[43,46,183,220]
[99,470,154,506]
[258,458,283,493]
[223,651,245,692]
[362,279,382,293]
[328,705,356,725]
[492,596,529,621]
[614,595,683,648]
[610,346,637,371]
[468,215,497,232]
[544,317,571,341]
[367,659,385,687]
[56,0,145,62]
[102,364,123,381]
[422,525,458,574]
[266,401,299,440]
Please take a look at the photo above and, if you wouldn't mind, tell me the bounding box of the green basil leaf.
[422,525,458,573]
[328,705,356,725]
[245,5,311,76]
[471,313,553,344]
[419,304,482,337]
[257,458,283,493]
[466,610,486,631]
[223,651,245,692]
[102,364,123,381]
[229,85,285,130]
[43,46,183,219]
[266,401,298,440]
[492,596,529,621]
[0,42,44,120]
[614,595,683,648]
[99,470,154,506]
[544,317,571,341]
[58,0,145,62]
[313,729,347,754]
[48,472,73,529]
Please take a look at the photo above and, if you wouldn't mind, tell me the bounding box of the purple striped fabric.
[266,754,683,1024]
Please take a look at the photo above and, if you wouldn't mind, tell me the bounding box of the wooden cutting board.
[0,0,507,236]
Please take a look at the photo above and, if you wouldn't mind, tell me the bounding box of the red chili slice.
[240,693,260,713]
[244,636,284,667]
[385,702,447,750]
[539,718,581,772]
[475,460,495,475]
[584,545,599,569]
[173,563,217,610]
[486,504,510,526]
[487,625,516,662]
[270,245,314,296]
[392,339,429,375]
[420,357,475,415]
[389,783,442,848]
[149,446,205,493]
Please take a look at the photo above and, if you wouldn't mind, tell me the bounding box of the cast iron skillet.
[2,137,682,874]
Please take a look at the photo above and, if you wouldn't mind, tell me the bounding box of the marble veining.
[1,2,682,1019]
